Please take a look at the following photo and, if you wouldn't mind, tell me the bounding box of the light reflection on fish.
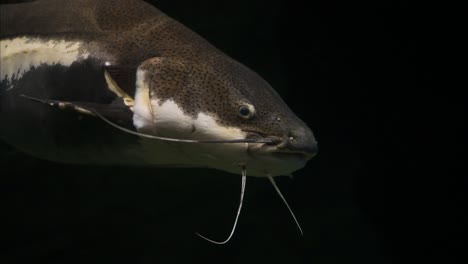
[0,0,318,243]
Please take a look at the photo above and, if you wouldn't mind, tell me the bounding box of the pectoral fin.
[104,64,137,109]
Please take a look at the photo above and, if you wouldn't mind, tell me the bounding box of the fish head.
[133,55,318,177]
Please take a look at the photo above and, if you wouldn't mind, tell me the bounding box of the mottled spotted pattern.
[1,0,307,139]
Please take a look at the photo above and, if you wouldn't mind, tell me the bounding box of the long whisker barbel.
[95,111,274,144]
[20,94,275,144]
[196,166,247,244]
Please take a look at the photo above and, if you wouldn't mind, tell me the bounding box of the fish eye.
[238,105,255,119]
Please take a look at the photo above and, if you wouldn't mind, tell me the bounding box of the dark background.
[1,0,464,263]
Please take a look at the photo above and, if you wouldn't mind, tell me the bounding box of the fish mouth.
[244,131,318,161]
[242,130,317,176]
[244,131,281,143]
[245,131,269,140]
[271,150,315,160]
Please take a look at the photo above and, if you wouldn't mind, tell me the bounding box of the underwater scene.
[1,0,463,263]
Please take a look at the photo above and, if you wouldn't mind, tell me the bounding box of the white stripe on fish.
[133,66,249,172]
[0,37,89,90]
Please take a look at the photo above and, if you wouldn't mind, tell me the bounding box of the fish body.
[0,0,318,177]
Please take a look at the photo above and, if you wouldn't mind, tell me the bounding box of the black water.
[1,0,464,263]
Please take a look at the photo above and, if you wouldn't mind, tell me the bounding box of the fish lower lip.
[271,151,313,160]
[244,132,283,145]
[245,131,266,139]
[244,131,276,143]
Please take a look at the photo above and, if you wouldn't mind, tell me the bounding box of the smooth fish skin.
[0,0,318,177]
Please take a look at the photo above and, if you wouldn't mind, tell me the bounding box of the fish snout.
[274,126,318,159]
